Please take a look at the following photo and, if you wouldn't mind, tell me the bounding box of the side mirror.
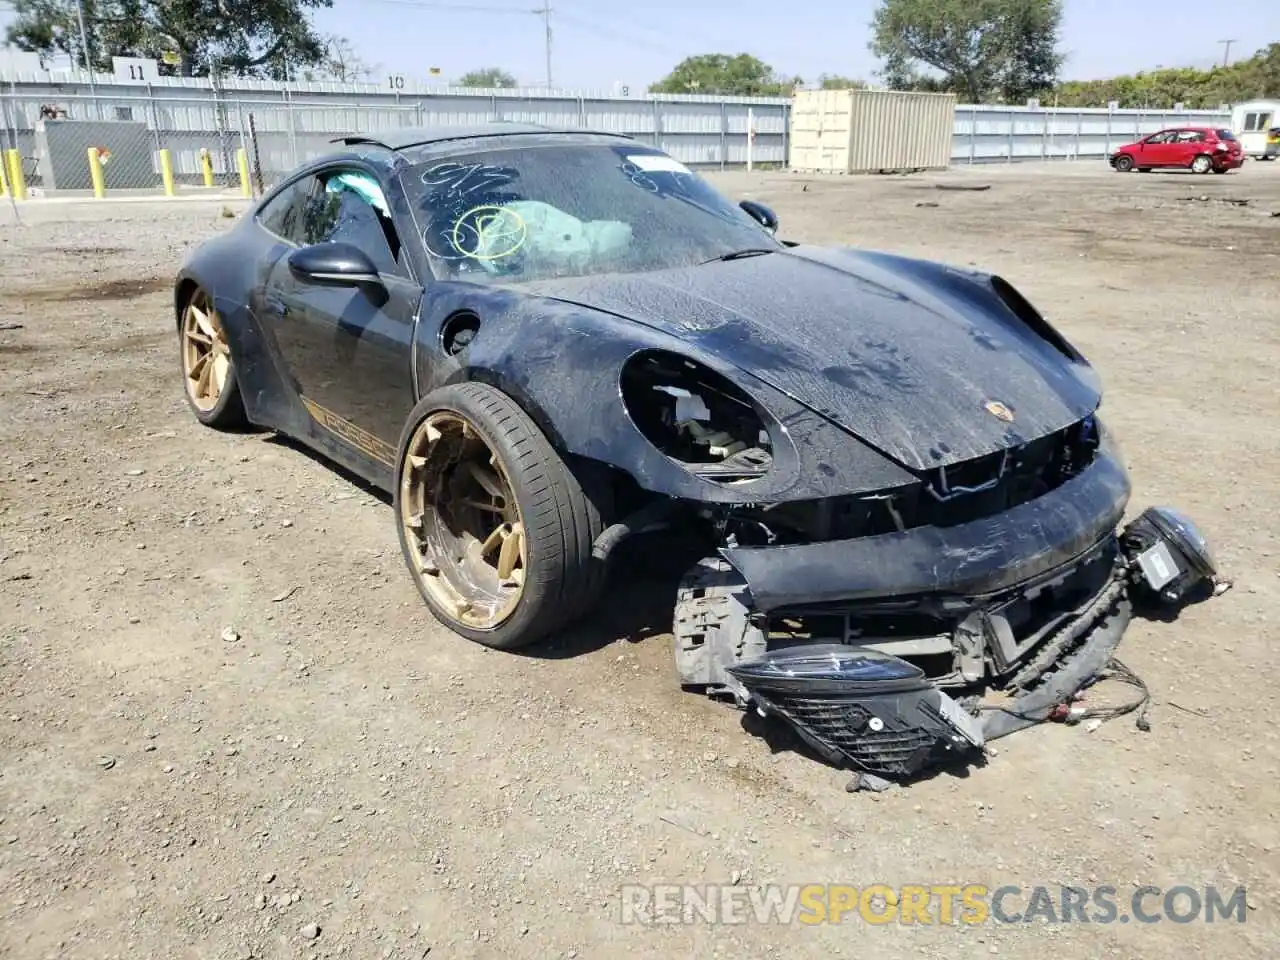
[288,242,382,288]
[739,199,779,235]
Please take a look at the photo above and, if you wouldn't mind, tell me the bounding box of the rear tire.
[1211,167,1229,175]
[1113,155,1134,173]
[1191,155,1213,174]
[394,382,612,650]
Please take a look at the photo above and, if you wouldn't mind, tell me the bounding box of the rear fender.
[174,234,307,435]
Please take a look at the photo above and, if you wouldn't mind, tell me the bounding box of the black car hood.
[520,246,1100,471]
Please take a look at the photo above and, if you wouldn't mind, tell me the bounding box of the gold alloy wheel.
[181,290,231,412]
[399,411,527,629]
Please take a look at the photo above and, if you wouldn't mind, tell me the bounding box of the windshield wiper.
[700,248,776,264]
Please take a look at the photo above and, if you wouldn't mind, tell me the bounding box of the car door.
[1138,131,1175,166]
[1170,129,1205,166]
[258,166,422,477]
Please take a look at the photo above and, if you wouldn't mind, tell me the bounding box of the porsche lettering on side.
[174,123,1222,784]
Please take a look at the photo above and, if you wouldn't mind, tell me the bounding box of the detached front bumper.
[720,450,1130,612]
[677,449,1220,784]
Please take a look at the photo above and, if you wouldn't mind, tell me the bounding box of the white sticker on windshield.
[626,154,691,174]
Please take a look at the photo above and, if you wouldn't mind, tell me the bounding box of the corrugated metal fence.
[0,76,790,190]
[0,74,1233,193]
[956,104,1233,163]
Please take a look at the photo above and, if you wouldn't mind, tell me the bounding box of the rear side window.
[257,177,311,242]
[1216,129,1236,141]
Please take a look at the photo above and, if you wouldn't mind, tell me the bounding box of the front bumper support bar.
[721,452,1130,612]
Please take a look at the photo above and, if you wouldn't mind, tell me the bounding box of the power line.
[363,0,553,86]
[365,0,540,12]
[555,12,684,59]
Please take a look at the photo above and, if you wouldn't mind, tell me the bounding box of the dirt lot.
[2,160,1278,960]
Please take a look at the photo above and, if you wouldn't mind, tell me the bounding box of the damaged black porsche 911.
[173,127,1228,790]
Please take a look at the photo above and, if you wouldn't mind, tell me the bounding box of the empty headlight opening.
[620,350,774,484]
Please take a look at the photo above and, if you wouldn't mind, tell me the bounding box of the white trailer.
[1231,100,1280,160]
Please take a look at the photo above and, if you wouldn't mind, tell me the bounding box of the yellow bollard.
[199,148,214,188]
[0,157,8,198]
[159,148,175,197]
[236,147,252,198]
[5,149,26,201]
[87,147,106,199]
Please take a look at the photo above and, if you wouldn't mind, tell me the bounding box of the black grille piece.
[728,644,984,780]
[726,418,1101,545]
[780,697,937,775]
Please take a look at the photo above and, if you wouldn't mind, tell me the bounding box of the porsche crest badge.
[984,400,1015,423]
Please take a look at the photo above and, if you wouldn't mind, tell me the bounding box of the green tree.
[5,0,334,78]
[1055,44,1280,108]
[458,67,518,88]
[869,0,1063,102]
[649,54,800,96]
[818,74,866,90]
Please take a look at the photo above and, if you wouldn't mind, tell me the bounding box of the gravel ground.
[2,160,1278,960]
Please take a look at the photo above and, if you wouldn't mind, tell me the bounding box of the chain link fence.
[1,90,282,196]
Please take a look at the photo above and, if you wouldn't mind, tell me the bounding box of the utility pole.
[537,1,552,89]
[1217,39,1235,67]
[74,0,97,95]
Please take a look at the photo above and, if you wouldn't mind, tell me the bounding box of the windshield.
[403,142,780,283]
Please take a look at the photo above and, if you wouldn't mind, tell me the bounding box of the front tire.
[394,382,611,649]
[1113,155,1134,173]
[1191,155,1213,174]
[179,286,246,429]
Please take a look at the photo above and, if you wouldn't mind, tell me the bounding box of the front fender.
[415,286,918,505]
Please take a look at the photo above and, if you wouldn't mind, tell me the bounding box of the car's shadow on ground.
[524,568,682,660]
[1131,579,1223,623]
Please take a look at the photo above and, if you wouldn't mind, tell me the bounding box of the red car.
[1109,127,1244,174]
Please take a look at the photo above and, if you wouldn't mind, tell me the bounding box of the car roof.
[329,122,633,152]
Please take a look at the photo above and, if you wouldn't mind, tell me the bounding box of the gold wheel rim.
[399,411,527,630]
[181,290,230,412]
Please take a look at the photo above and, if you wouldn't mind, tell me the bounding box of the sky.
[0,0,1277,89]
[309,0,1280,89]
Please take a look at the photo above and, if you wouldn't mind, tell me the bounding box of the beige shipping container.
[789,88,956,173]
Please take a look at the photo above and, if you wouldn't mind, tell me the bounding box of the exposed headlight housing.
[620,350,777,485]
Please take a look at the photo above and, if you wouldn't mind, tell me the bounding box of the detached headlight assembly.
[728,643,985,780]
[1122,506,1217,604]
[619,349,779,485]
